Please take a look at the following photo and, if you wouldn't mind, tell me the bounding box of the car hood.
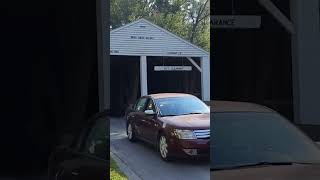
[159,113,209,129]
[211,164,320,180]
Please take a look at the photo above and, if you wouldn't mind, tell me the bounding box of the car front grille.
[193,129,210,139]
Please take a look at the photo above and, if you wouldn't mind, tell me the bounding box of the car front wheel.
[159,135,171,161]
[127,123,137,142]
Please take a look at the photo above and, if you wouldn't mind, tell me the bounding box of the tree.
[186,0,210,44]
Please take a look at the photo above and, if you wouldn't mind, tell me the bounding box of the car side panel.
[141,115,160,142]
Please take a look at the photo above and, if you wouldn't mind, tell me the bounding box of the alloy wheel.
[127,123,133,140]
[159,136,168,159]
[127,123,137,142]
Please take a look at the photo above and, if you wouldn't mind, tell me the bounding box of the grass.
[110,156,128,180]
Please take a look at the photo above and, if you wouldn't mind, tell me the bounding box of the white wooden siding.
[110,19,209,57]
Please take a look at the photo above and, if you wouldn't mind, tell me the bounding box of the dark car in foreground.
[48,111,109,180]
[126,93,210,161]
[211,101,320,180]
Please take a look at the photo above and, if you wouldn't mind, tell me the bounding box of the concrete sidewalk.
[111,148,142,180]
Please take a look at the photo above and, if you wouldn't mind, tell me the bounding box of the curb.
[111,147,142,180]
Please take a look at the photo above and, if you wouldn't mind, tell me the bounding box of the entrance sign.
[211,15,261,29]
[154,66,192,71]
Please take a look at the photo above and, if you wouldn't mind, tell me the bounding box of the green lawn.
[110,156,128,180]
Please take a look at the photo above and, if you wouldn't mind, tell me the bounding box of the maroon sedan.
[126,93,210,161]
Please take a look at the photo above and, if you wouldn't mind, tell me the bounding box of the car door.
[130,97,148,137]
[140,98,159,142]
[49,112,109,180]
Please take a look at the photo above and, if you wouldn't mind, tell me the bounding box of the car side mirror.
[144,110,156,116]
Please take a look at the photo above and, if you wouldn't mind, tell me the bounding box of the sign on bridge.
[154,66,192,71]
[211,15,261,29]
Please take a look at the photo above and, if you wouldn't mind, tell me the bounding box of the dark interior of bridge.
[110,56,141,116]
[211,0,320,141]
[110,56,201,116]
[211,0,294,120]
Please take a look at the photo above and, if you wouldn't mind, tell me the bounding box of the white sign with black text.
[154,66,192,71]
[211,15,261,29]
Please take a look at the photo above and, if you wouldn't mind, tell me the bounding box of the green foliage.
[110,0,210,52]
[110,157,128,180]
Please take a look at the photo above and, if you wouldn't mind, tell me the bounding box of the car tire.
[158,134,172,161]
[127,122,137,142]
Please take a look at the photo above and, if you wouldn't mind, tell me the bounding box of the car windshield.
[211,112,320,170]
[154,96,209,117]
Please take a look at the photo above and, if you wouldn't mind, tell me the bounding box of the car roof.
[147,93,195,99]
[210,100,274,113]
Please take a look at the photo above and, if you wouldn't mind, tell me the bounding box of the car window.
[155,96,209,116]
[211,112,320,169]
[135,98,148,112]
[145,99,156,111]
[82,117,109,160]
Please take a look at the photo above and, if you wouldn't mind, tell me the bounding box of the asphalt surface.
[110,117,210,180]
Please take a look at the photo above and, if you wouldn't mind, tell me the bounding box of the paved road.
[110,117,210,180]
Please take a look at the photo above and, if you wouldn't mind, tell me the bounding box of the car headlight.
[173,129,196,139]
